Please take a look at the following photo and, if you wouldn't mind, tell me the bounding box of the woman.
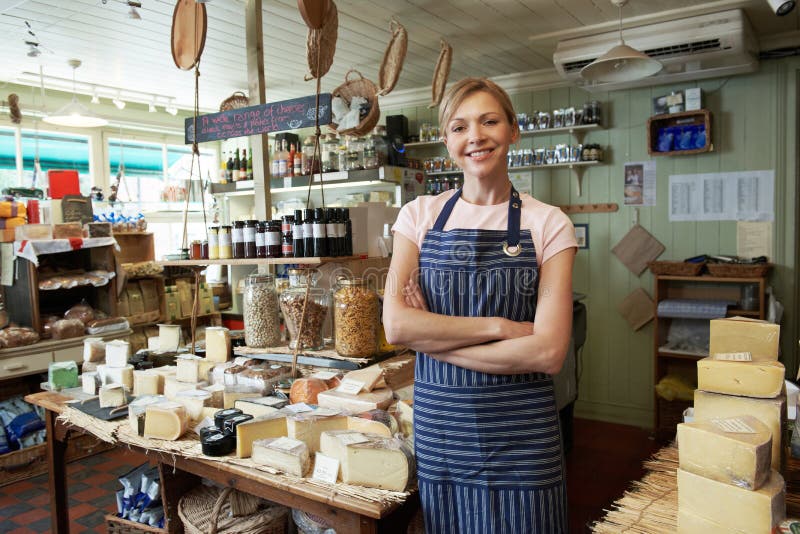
[383,78,577,533]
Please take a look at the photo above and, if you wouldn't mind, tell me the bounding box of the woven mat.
[591,445,678,533]
[235,344,373,365]
[59,406,410,507]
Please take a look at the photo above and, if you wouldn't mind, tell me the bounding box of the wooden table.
[26,391,418,534]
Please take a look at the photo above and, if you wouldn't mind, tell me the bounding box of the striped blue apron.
[414,187,567,533]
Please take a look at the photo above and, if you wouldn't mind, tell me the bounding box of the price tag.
[337,432,369,445]
[713,352,753,361]
[337,379,365,395]
[312,371,339,381]
[712,417,757,434]
[269,437,302,451]
[312,453,340,484]
[284,402,313,414]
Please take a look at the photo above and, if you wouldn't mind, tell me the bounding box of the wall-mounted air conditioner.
[552,9,759,91]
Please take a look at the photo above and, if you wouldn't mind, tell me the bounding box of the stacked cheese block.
[677,317,786,533]
[96,340,133,408]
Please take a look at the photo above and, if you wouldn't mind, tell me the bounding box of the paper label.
[337,432,369,445]
[284,402,313,414]
[312,453,340,484]
[713,351,753,361]
[269,437,302,451]
[337,379,365,395]
[712,417,757,434]
[283,177,292,189]
[312,371,338,380]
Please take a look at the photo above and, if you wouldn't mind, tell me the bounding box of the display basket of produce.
[178,485,288,534]
[647,260,704,276]
[705,262,772,278]
[218,91,249,112]
[105,514,166,534]
[331,69,380,137]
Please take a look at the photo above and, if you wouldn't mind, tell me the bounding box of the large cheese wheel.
[290,378,329,405]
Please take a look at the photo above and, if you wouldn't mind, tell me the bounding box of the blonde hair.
[438,78,518,137]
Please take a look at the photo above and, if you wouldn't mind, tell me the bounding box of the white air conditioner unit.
[553,9,759,91]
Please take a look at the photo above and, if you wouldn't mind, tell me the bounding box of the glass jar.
[218,225,233,259]
[302,136,318,175]
[243,273,281,348]
[280,271,329,351]
[333,277,379,358]
[346,136,365,170]
[322,134,338,172]
[266,220,282,258]
[255,221,267,258]
[190,240,203,260]
[207,226,219,260]
[243,220,257,259]
[232,220,245,259]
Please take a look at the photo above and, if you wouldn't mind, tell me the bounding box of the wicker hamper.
[178,485,288,534]
[648,260,704,276]
[105,514,166,534]
[331,69,380,137]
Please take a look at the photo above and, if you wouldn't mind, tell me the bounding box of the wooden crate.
[647,109,712,156]
[114,232,155,264]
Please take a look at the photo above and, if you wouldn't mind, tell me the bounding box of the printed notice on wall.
[623,161,656,206]
[737,221,773,260]
[668,170,774,222]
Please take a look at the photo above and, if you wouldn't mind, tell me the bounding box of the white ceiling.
[1,0,799,114]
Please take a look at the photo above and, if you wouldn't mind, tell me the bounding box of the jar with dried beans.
[280,269,329,351]
[333,277,379,358]
[243,273,281,348]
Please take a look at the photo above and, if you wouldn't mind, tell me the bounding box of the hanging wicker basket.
[178,485,288,534]
[305,0,338,80]
[377,19,407,97]
[429,39,453,109]
[331,69,380,137]
[219,91,249,112]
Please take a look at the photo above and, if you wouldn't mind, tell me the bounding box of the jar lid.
[337,277,366,286]
[248,272,274,282]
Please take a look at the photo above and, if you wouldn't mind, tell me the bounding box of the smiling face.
[442,90,519,183]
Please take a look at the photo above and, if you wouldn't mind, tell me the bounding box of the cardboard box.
[164,292,181,320]
[117,292,130,317]
[138,278,160,313]
[709,317,780,362]
[126,283,145,316]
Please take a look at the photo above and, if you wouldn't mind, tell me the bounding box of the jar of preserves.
[243,273,281,348]
[207,226,219,260]
[232,220,245,259]
[280,269,329,351]
[333,277,379,358]
[266,220,282,258]
[190,240,203,260]
[218,225,233,259]
[255,221,267,258]
[243,220,257,259]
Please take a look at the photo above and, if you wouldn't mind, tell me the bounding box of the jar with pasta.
[244,273,281,348]
[280,270,329,351]
[333,277,379,358]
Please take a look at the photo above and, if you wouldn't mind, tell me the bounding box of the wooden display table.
[25,391,418,534]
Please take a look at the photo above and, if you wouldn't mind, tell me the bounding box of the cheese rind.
[677,416,771,490]
[709,317,780,362]
[316,388,394,414]
[697,357,785,398]
[693,389,785,469]
[235,412,288,458]
[144,401,188,440]
[677,468,785,534]
[320,430,413,491]
[251,437,309,477]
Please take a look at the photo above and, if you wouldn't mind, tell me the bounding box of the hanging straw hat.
[429,39,453,109]
[305,1,338,80]
[377,19,408,97]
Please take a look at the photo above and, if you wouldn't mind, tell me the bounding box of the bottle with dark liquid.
[293,209,304,258]
[313,208,328,258]
[303,209,314,257]
[326,207,338,257]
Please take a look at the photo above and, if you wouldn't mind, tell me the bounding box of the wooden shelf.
[657,347,709,360]
[647,109,712,156]
[656,274,764,283]
[159,255,365,267]
[404,123,602,148]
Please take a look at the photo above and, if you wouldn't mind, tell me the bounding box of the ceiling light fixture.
[165,99,178,116]
[112,92,126,109]
[148,99,157,113]
[26,41,41,58]
[127,1,142,19]
[43,59,108,128]
[765,0,795,15]
[580,0,662,84]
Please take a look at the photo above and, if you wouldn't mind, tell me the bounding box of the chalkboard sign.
[61,194,94,225]
[186,93,332,143]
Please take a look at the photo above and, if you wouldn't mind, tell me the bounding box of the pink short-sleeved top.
[393,190,577,266]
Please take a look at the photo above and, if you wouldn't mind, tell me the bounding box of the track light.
[91,87,100,104]
[165,99,178,115]
[26,41,41,58]
[148,100,157,113]
[765,0,795,15]
[112,92,126,109]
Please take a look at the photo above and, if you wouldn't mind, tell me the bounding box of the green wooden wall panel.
[385,59,799,428]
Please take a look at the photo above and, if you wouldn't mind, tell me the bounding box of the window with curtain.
[20,129,91,195]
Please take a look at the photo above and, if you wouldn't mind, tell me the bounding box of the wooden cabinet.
[647,109,712,156]
[653,274,767,439]
[5,243,118,333]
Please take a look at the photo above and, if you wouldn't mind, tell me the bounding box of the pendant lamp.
[43,59,108,128]
[580,0,662,84]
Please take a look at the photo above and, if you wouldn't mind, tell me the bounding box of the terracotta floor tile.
[11,507,50,526]
[71,486,107,503]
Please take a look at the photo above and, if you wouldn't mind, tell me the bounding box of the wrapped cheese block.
[144,401,189,440]
[133,370,163,397]
[105,340,130,368]
[82,372,98,395]
[175,390,213,421]
[348,410,397,436]
[697,357,784,398]
[290,378,329,405]
[83,338,106,363]
[677,468,785,534]
[48,361,78,390]
[320,430,414,491]
[677,416,771,490]
[252,437,310,477]
[204,327,231,362]
[202,383,225,408]
[316,387,394,414]
[342,364,385,393]
[163,376,207,400]
[287,409,349,453]
[176,354,204,383]
[235,412,289,458]
[128,395,166,436]
[235,398,281,418]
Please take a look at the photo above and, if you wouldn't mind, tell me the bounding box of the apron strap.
[432,188,463,231]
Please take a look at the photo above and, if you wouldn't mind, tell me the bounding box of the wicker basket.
[305,1,337,80]
[178,485,288,534]
[429,39,452,109]
[647,261,704,276]
[0,443,47,487]
[706,263,772,278]
[377,19,407,97]
[219,91,249,112]
[106,514,166,534]
[331,69,380,137]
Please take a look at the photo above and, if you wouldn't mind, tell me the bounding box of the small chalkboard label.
[61,194,94,225]
[186,93,332,144]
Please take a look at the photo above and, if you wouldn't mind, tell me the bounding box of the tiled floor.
[0,417,660,533]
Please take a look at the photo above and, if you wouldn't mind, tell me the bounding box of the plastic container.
[244,273,281,348]
[280,270,329,351]
[333,277,379,358]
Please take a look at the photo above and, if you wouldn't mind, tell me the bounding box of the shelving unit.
[404,123,602,148]
[159,255,362,268]
[652,273,767,440]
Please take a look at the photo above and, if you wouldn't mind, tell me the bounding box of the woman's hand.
[402,279,428,311]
